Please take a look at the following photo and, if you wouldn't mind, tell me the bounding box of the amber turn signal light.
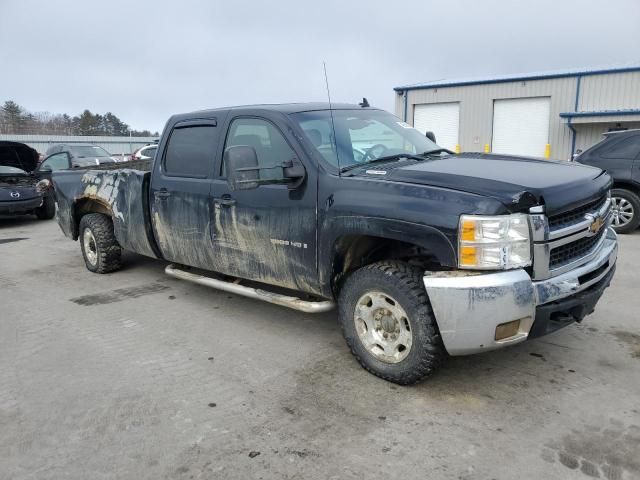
[495,319,521,341]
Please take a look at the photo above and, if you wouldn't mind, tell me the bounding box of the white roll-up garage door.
[413,102,460,151]
[492,97,550,157]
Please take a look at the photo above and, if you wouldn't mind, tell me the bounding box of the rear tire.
[610,188,640,234]
[79,213,122,273]
[35,196,55,220]
[338,261,446,385]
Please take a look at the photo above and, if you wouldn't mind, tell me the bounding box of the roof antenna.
[323,61,341,175]
[359,97,370,108]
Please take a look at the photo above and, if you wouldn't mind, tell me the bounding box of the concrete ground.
[1,218,639,480]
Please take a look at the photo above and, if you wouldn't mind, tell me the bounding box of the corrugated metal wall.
[394,93,405,121]
[395,71,640,160]
[0,134,159,155]
[579,71,640,111]
[574,122,640,152]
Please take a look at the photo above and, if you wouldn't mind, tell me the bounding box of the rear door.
[209,114,318,293]
[585,134,640,181]
[633,137,640,184]
[605,135,640,182]
[150,118,221,268]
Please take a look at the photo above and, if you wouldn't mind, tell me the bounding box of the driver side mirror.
[225,145,260,190]
[425,131,437,143]
[225,145,306,191]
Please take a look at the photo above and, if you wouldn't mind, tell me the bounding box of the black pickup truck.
[52,103,618,384]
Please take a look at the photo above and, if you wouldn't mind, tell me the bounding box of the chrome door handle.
[213,196,236,207]
[155,189,171,198]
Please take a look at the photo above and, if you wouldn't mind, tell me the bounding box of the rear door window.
[601,135,640,160]
[163,124,219,177]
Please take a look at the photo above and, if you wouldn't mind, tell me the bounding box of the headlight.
[458,214,531,270]
[36,179,51,193]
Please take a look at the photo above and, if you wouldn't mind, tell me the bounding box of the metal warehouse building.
[394,65,640,160]
[0,134,159,156]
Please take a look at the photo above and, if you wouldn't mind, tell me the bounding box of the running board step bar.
[165,264,335,313]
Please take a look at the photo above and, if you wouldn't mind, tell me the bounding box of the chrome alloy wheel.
[354,291,412,364]
[611,196,635,228]
[83,228,98,266]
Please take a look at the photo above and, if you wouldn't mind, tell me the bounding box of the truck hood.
[369,153,611,215]
[0,141,39,172]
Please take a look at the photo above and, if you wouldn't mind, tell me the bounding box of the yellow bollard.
[455,144,461,154]
[544,144,551,159]
[484,144,490,153]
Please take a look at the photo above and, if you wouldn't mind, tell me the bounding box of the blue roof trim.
[394,65,640,92]
[560,109,640,118]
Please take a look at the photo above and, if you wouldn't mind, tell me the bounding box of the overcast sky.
[1,0,639,133]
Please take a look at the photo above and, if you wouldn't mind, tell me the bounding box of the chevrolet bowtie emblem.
[588,215,605,235]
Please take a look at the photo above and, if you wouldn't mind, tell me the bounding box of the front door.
[150,119,221,268]
[210,116,318,293]
[38,152,71,180]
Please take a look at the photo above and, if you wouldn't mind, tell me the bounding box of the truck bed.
[52,160,159,259]
[79,158,153,172]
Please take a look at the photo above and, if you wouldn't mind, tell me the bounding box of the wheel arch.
[609,183,640,233]
[320,218,457,298]
[611,181,640,197]
[71,197,114,239]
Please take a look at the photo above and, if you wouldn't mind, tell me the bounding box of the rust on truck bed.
[54,161,160,259]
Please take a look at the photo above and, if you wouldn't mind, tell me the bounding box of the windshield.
[70,145,111,157]
[291,109,441,169]
[0,165,28,175]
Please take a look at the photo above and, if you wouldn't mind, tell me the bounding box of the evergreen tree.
[76,110,102,135]
[0,100,155,136]
[1,100,26,133]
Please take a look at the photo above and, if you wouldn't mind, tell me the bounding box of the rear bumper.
[0,197,43,215]
[423,227,617,355]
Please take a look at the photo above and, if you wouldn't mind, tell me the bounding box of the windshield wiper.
[421,148,454,156]
[340,153,426,173]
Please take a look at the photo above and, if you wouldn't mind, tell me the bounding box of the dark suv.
[574,129,640,233]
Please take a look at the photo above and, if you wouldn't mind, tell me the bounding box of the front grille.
[548,194,607,230]
[549,228,606,269]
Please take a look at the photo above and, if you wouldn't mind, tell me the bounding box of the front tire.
[79,213,122,273]
[338,261,446,385]
[610,188,640,234]
[35,196,55,220]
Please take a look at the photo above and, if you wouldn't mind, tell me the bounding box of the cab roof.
[172,102,376,121]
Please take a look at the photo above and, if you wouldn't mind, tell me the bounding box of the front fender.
[318,215,457,296]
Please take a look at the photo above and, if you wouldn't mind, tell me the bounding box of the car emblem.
[587,214,605,235]
[10,191,20,198]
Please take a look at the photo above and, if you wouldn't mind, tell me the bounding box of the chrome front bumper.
[423,227,618,356]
